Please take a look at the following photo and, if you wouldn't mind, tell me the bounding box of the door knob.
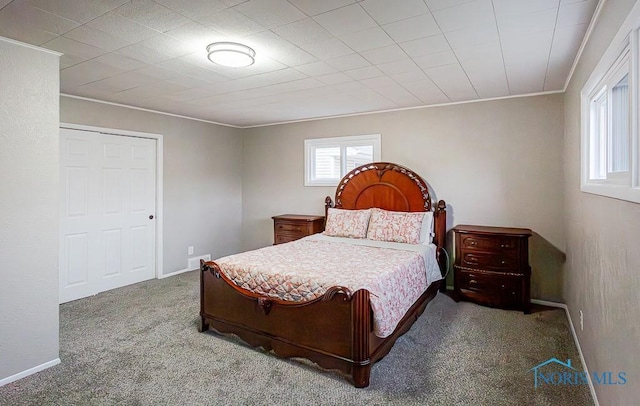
[149,215,154,219]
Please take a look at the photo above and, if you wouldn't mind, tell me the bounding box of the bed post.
[324,196,334,228]
[351,289,372,388]
[434,200,447,292]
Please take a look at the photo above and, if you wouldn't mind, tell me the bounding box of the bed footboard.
[199,260,441,387]
[200,260,374,387]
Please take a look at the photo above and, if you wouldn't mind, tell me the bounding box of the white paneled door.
[59,128,157,303]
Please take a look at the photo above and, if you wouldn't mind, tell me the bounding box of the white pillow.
[323,208,372,238]
[421,211,434,245]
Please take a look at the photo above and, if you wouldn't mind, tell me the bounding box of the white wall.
[0,38,60,382]
[564,0,640,404]
[242,94,565,301]
[60,97,244,275]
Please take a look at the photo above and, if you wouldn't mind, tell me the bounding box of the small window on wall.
[304,134,381,186]
[587,56,630,184]
[581,38,639,203]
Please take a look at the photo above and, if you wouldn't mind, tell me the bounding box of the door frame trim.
[60,123,164,279]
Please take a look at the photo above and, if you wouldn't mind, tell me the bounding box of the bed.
[199,162,447,387]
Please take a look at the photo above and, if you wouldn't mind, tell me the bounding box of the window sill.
[581,183,640,204]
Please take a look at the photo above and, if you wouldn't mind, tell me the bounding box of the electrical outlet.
[188,246,194,255]
[579,310,584,331]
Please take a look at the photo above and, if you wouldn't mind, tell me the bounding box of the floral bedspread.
[214,234,442,338]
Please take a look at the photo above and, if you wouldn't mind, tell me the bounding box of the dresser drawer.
[272,214,325,245]
[457,269,522,308]
[275,222,308,234]
[460,251,518,271]
[275,232,304,244]
[452,225,532,313]
[461,234,518,252]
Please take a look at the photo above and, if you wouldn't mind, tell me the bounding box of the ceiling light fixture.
[206,42,255,68]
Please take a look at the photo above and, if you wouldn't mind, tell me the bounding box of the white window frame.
[580,6,640,204]
[304,134,381,187]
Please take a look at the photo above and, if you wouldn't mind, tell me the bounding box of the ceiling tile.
[390,70,430,86]
[413,50,459,70]
[164,22,223,51]
[399,35,451,58]
[298,38,354,59]
[557,0,597,28]
[152,0,230,20]
[287,0,356,16]
[294,61,338,76]
[112,84,169,100]
[425,63,478,101]
[313,4,377,37]
[316,72,353,85]
[326,52,370,71]
[382,13,441,43]
[344,65,384,80]
[4,0,80,35]
[86,12,158,43]
[93,52,147,70]
[360,44,408,65]
[115,42,175,64]
[401,79,450,104]
[497,7,557,37]
[432,0,495,32]
[444,23,499,49]
[502,30,554,93]
[235,0,306,29]
[244,30,317,66]
[456,43,510,97]
[424,0,475,12]
[375,58,421,76]
[27,0,129,24]
[64,25,131,51]
[140,35,197,58]
[271,18,333,47]
[43,35,107,61]
[360,0,429,25]
[0,8,58,45]
[493,0,560,17]
[112,0,190,32]
[544,23,588,90]
[60,60,127,87]
[340,27,394,52]
[196,8,266,37]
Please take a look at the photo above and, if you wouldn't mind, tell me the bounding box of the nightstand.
[272,214,325,245]
[452,225,532,313]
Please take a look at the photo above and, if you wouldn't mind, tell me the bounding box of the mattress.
[214,234,442,338]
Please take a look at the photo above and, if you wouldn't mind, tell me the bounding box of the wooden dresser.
[452,225,532,313]
[272,214,325,245]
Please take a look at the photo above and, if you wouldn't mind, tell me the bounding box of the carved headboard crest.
[334,162,432,212]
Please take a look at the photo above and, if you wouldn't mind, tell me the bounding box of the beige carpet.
[0,270,594,405]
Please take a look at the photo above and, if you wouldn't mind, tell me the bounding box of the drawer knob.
[501,260,506,265]
[469,279,478,284]
[470,241,477,245]
[500,244,505,248]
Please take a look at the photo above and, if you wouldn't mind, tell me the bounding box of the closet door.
[59,128,156,303]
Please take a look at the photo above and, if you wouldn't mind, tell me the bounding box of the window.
[580,16,640,203]
[587,53,629,184]
[304,134,381,186]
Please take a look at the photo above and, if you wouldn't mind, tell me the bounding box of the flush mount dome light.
[206,42,255,67]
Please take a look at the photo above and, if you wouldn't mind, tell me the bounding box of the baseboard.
[0,358,60,387]
[187,254,211,271]
[158,268,189,279]
[530,299,599,406]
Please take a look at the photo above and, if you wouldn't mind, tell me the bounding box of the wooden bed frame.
[199,162,446,387]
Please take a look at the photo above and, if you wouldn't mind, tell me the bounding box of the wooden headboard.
[324,162,447,276]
